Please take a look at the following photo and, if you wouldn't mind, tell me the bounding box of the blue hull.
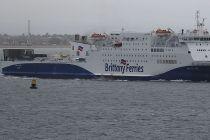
[2,63,210,81]
[2,63,94,79]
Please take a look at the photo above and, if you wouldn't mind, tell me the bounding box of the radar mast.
[195,10,206,31]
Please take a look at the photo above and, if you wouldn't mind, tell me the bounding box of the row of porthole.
[151,48,174,52]
[123,42,148,46]
[157,59,177,64]
[102,48,148,51]
[102,54,176,58]
[103,59,148,63]
[116,54,148,57]
[123,37,148,41]
[102,54,148,57]
[102,48,175,52]
[151,48,164,52]
[152,55,176,58]
[197,49,207,51]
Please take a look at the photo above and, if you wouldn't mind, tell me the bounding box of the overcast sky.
[0,0,210,35]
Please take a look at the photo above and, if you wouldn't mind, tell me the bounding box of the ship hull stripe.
[2,63,210,81]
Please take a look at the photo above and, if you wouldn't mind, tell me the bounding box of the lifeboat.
[91,33,106,39]
[155,29,172,36]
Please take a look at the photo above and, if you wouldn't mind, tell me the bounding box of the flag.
[78,46,83,51]
[121,59,127,65]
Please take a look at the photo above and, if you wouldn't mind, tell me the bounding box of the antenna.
[27,20,31,46]
[28,20,31,36]
[195,10,206,30]
[196,10,200,29]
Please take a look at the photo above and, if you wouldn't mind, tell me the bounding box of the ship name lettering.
[105,63,143,74]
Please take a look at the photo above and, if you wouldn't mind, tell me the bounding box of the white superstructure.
[179,11,210,64]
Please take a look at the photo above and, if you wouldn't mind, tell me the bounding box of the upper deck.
[179,11,210,43]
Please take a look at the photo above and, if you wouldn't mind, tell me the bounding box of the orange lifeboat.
[91,33,106,39]
[155,29,171,36]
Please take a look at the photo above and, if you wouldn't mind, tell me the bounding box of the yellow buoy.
[30,79,37,89]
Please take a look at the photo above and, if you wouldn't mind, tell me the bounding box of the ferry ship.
[1,11,210,81]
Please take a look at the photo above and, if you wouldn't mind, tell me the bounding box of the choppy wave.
[0,76,210,139]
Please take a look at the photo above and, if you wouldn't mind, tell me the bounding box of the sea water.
[0,76,210,140]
